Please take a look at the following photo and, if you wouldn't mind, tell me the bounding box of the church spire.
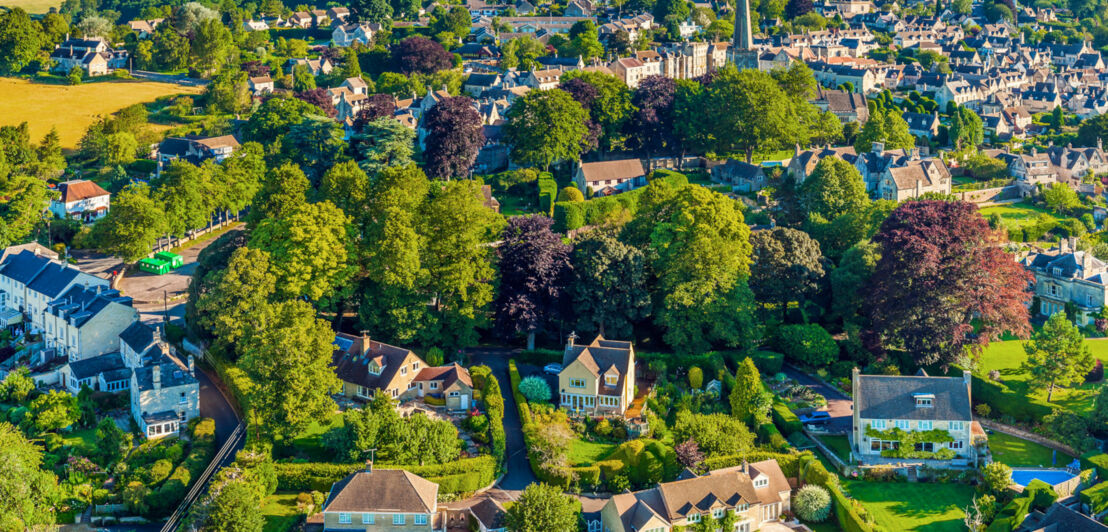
[734,0,753,50]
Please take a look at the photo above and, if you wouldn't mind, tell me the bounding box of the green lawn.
[261,493,304,532]
[977,339,1105,415]
[286,411,344,460]
[977,201,1069,231]
[844,480,975,532]
[988,430,1073,467]
[62,427,98,456]
[567,439,617,466]
[817,434,853,464]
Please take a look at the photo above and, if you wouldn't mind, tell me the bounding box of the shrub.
[1081,451,1108,480]
[425,347,445,366]
[688,366,703,389]
[148,459,173,484]
[772,400,803,436]
[1080,480,1108,514]
[518,376,552,403]
[794,485,833,522]
[975,404,992,417]
[982,462,1012,496]
[749,351,784,374]
[553,202,585,232]
[1024,479,1058,510]
[557,186,584,202]
[775,324,838,368]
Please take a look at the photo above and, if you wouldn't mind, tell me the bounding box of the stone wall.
[957,184,1022,204]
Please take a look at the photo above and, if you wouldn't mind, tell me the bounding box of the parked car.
[799,411,832,424]
[543,363,563,375]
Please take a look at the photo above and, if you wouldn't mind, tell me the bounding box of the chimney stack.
[153,365,161,390]
[188,355,195,377]
[566,331,578,353]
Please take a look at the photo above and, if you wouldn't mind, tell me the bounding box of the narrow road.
[782,365,853,433]
[131,70,211,87]
[467,347,538,495]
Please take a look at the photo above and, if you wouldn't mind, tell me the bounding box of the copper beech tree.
[864,200,1032,369]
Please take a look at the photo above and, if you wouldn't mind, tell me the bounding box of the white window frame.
[605,374,617,386]
[393,514,405,525]
[414,514,428,525]
[339,513,351,524]
[430,382,439,390]
[569,378,586,388]
[949,421,964,431]
[918,420,933,430]
[362,513,374,524]
[895,420,910,430]
[871,420,886,430]
[687,513,701,523]
[449,391,460,397]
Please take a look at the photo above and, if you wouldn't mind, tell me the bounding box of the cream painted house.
[558,334,635,415]
[852,368,981,465]
[332,333,473,408]
[600,460,793,532]
[322,468,440,531]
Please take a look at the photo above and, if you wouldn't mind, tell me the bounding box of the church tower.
[730,0,759,70]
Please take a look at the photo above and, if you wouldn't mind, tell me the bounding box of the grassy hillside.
[0,0,62,13]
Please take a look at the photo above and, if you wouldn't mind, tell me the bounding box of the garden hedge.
[772,400,803,436]
[970,372,1052,423]
[274,455,498,493]
[474,366,507,471]
[757,421,789,452]
[1081,451,1108,481]
[986,496,1033,532]
[553,202,585,232]
[749,351,784,374]
[508,360,532,426]
[1080,479,1108,514]
[538,174,558,215]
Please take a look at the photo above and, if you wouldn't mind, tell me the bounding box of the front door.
[460,394,469,410]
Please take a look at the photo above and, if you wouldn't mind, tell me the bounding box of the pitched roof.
[67,352,126,381]
[331,333,423,390]
[414,363,473,390]
[562,335,633,395]
[468,497,506,529]
[855,372,972,421]
[58,180,110,203]
[577,159,645,183]
[133,353,196,392]
[324,469,438,513]
[120,321,157,356]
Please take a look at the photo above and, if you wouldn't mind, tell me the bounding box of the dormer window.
[687,513,701,523]
[605,374,617,386]
[367,361,382,376]
[754,477,769,488]
[915,394,934,408]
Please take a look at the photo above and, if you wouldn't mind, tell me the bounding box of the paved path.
[467,347,537,496]
[782,365,853,433]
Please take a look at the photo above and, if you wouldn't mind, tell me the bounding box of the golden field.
[0,0,62,13]
[0,77,203,148]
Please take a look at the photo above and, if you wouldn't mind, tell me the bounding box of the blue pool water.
[1010,469,1077,487]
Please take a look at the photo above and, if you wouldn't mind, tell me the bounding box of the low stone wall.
[979,419,1079,458]
[958,185,1022,204]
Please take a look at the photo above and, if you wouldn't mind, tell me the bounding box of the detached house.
[876,158,952,201]
[600,460,793,532]
[558,334,636,415]
[131,350,200,439]
[574,159,647,196]
[852,368,980,465]
[153,134,240,176]
[1021,237,1108,325]
[333,22,383,47]
[50,37,127,76]
[331,332,473,408]
[50,180,110,223]
[322,468,439,530]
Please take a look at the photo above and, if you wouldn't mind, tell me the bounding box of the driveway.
[782,365,853,433]
[467,347,538,493]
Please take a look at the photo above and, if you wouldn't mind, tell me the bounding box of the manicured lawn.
[261,493,304,532]
[286,411,344,460]
[817,434,853,464]
[0,77,202,148]
[62,427,99,456]
[0,0,62,13]
[977,201,1068,231]
[988,430,1073,467]
[844,480,975,532]
[567,439,617,466]
[977,339,1105,415]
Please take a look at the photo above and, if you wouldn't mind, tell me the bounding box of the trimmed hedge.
[508,360,532,426]
[538,173,558,215]
[474,366,507,471]
[986,496,1033,532]
[1080,480,1108,514]
[274,455,498,493]
[749,351,784,374]
[758,421,790,452]
[553,202,585,232]
[772,400,803,436]
[1081,451,1108,481]
[702,451,801,478]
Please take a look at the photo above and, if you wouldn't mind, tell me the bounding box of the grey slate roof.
[0,250,51,285]
[68,353,126,381]
[120,321,157,356]
[133,354,196,392]
[855,372,972,421]
[47,285,132,327]
[27,263,83,299]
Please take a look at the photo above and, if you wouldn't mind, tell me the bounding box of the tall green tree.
[1022,312,1095,402]
[89,183,167,263]
[854,108,914,153]
[504,89,590,170]
[205,69,251,115]
[207,478,264,532]
[354,117,416,174]
[730,357,769,423]
[247,163,309,226]
[239,300,341,440]
[703,66,806,163]
[359,164,431,343]
[153,161,217,238]
[217,142,266,215]
[949,106,984,150]
[627,180,758,353]
[0,9,43,74]
[242,95,323,145]
[281,115,346,184]
[560,70,633,152]
[191,17,233,75]
[830,241,879,324]
[0,422,59,529]
[418,180,503,349]
[319,160,370,218]
[749,227,825,321]
[195,247,277,354]
[0,173,51,249]
[249,201,352,302]
[569,231,651,339]
[504,483,579,532]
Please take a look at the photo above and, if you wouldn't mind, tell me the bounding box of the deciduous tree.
[249,201,352,302]
[195,247,277,354]
[90,183,167,263]
[749,227,825,320]
[0,422,59,529]
[494,216,571,350]
[504,89,590,170]
[504,483,579,532]
[627,75,677,155]
[422,96,484,179]
[392,36,453,75]
[865,200,1032,368]
[569,231,651,338]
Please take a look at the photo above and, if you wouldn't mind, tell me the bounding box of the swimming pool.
[1010,468,1078,487]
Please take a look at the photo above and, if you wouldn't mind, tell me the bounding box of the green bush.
[1080,480,1108,514]
[987,496,1033,532]
[538,174,558,215]
[1024,479,1057,510]
[772,400,803,436]
[1081,451,1108,481]
[794,484,833,522]
[553,202,585,232]
[970,373,1052,423]
[758,421,789,452]
[274,455,498,493]
[650,169,689,187]
[518,376,552,403]
[775,324,839,367]
[557,186,584,202]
